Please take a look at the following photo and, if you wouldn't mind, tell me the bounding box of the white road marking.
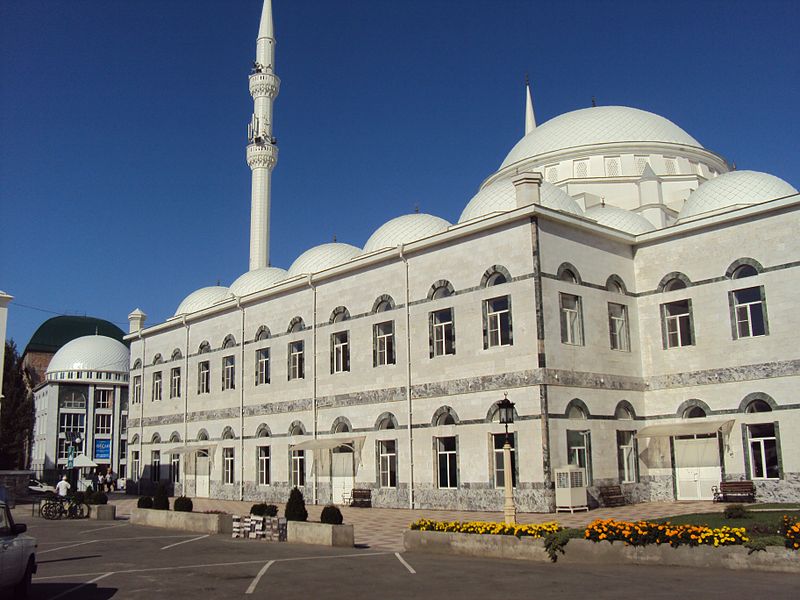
[395,552,416,574]
[245,560,275,594]
[81,523,130,534]
[47,572,114,600]
[38,540,97,555]
[161,534,209,550]
[38,534,196,546]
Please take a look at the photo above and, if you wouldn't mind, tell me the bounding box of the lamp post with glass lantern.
[496,394,516,524]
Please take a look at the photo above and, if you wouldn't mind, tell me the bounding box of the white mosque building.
[125,0,799,510]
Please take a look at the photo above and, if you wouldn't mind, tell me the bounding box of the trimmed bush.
[87,491,108,505]
[285,487,308,522]
[250,503,278,517]
[724,504,748,519]
[173,496,193,512]
[137,496,154,509]
[320,505,343,525]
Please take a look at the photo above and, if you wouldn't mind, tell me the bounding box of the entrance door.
[195,450,210,498]
[674,436,721,500]
[331,449,354,505]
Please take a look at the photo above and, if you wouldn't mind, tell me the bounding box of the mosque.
[125,0,799,510]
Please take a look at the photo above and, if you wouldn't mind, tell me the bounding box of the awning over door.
[635,420,735,439]
[291,436,367,476]
[165,443,218,455]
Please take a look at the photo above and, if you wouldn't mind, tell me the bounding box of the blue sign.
[94,439,111,460]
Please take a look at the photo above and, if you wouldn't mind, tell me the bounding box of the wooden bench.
[712,481,756,503]
[348,488,372,508]
[597,485,626,507]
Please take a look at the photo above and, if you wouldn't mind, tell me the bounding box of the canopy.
[72,454,97,468]
[165,443,217,455]
[291,436,365,452]
[635,420,735,439]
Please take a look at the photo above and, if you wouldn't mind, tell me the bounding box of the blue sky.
[1,0,798,349]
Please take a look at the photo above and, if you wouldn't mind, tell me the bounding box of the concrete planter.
[287,521,354,547]
[131,508,233,534]
[89,504,116,520]
[403,530,800,573]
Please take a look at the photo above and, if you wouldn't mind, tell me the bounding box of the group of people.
[92,470,116,493]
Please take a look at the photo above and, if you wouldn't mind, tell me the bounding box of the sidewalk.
[109,494,722,551]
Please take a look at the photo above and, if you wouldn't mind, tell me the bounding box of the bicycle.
[41,495,88,520]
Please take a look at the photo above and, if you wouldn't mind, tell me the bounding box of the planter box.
[131,508,232,534]
[89,504,116,520]
[287,521,354,547]
[403,530,800,573]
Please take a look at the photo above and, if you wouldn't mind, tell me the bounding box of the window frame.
[151,371,162,401]
[492,433,517,488]
[222,355,236,391]
[223,447,235,485]
[378,439,398,488]
[373,320,395,367]
[559,293,584,346]
[256,347,270,385]
[566,429,592,485]
[257,445,271,486]
[288,341,305,380]
[94,413,112,436]
[616,430,638,483]
[484,295,513,349]
[429,308,456,357]
[150,450,160,482]
[198,360,210,394]
[729,285,768,339]
[746,423,781,480]
[435,436,458,489]
[331,330,350,374]
[291,449,306,486]
[132,375,142,404]
[170,454,180,483]
[170,366,181,398]
[608,302,630,352]
[661,299,694,348]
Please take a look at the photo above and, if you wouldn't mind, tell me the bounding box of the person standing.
[105,471,113,493]
[56,476,71,498]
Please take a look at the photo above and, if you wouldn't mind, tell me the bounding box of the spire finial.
[333,234,337,243]
[414,203,420,214]
[525,76,536,135]
[591,96,597,108]
[258,0,274,40]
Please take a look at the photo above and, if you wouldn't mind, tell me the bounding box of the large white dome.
[229,267,289,297]
[584,204,655,235]
[288,243,361,276]
[501,106,702,169]
[47,335,129,375]
[678,170,798,220]
[174,286,230,316]
[363,214,451,253]
[459,178,583,223]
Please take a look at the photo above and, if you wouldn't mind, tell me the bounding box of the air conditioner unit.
[555,464,589,513]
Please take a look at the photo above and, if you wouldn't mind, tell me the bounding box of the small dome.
[174,286,230,316]
[501,106,701,169]
[363,214,451,253]
[678,170,798,220]
[459,179,583,223]
[584,204,655,235]
[288,243,361,276]
[229,267,288,297]
[47,335,130,375]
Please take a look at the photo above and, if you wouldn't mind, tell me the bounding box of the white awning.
[291,436,366,452]
[635,420,735,439]
[165,443,218,455]
[72,454,97,468]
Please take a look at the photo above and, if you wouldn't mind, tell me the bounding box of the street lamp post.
[65,431,82,488]
[496,394,516,524]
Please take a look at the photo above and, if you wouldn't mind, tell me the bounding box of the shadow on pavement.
[38,554,103,565]
[31,583,117,599]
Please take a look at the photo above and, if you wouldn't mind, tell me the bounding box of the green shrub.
[173,496,193,512]
[250,503,278,517]
[544,530,571,562]
[152,483,169,510]
[137,496,154,509]
[285,487,308,522]
[87,491,108,505]
[320,505,343,525]
[724,504,748,519]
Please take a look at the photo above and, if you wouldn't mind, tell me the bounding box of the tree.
[0,340,35,469]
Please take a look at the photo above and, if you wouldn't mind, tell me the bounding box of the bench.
[712,480,756,503]
[597,485,626,507]
[348,488,372,508]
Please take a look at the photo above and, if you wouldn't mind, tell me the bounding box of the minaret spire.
[525,75,536,135]
[247,0,280,271]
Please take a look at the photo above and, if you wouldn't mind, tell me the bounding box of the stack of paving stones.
[232,515,287,542]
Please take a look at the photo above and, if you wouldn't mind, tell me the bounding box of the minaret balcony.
[249,72,281,98]
[247,142,278,170]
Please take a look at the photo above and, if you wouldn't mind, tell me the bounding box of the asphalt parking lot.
[13,508,799,599]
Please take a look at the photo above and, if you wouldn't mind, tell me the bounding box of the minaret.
[525,77,536,135]
[246,0,280,270]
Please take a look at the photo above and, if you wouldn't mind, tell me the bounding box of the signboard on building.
[94,439,111,460]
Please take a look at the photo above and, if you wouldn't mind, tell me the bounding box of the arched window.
[372,295,396,313]
[658,272,691,292]
[222,335,236,349]
[726,258,763,279]
[171,349,183,361]
[428,280,455,301]
[606,275,627,294]
[151,433,162,444]
[565,399,589,419]
[331,417,352,434]
[486,402,519,423]
[288,317,305,333]
[289,421,306,436]
[684,406,706,418]
[198,341,211,354]
[329,306,350,324]
[169,431,181,443]
[375,412,398,430]
[432,406,458,426]
[152,354,163,365]
[480,265,512,288]
[614,401,635,420]
[196,429,209,441]
[745,399,772,413]
[255,423,271,438]
[133,359,142,370]
[221,426,235,440]
[131,434,140,445]
[739,392,777,414]
[557,263,581,284]
[254,326,271,341]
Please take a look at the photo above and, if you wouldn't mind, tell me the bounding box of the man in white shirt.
[55,476,71,497]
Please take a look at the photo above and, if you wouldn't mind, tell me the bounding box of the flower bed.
[585,518,748,548]
[409,519,560,538]
[782,515,799,550]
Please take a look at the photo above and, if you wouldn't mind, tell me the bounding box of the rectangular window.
[152,371,162,401]
[436,436,458,488]
[560,293,584,345]
[291,449,306,486]
[59,412,85,434]
[131,451,140,481]
[94,388,113,409]
[331,331,350,373]
[748,423,779,479]
[662,299,693,348]
[289,341,305,380]
[374,321,395,366]
[258,446,271,485]
[59,387,87,409]
[616,430,637,483]
[732,287,767,338]
[151,450,160,482]
[170,367,181,398]
[492,434,516,488]
[120,414,127,433]
[133,376,142,404]
[256,348,270,385]
[119,438,127,459]
[608,302,630,351]
[170,454,180,483]
[223,447,235,484]
[379,440,397,488]
[567,429,592,484]
[58,438,85,460]
[198,361,210,394]
[430,308,455,357]
[94,413,112,435]
[485,296,512,348]
[222,355,236,390]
